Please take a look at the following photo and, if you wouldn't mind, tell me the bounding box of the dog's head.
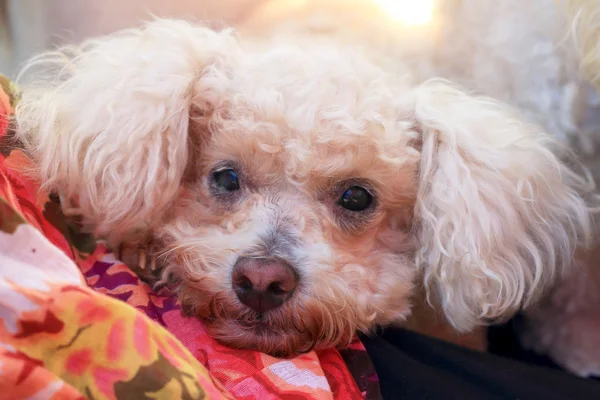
[15,20,595,355]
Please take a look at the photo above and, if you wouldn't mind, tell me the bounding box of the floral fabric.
[0,75,380,399]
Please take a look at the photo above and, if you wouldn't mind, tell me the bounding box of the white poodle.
[11,0,598,365]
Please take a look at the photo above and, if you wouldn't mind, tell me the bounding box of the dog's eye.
[213,168,240,192]
[339,186,372,211]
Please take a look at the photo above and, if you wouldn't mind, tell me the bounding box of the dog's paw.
[57,193,84,218]
[115,241,164,286]
[562,355,600,378]
[520,312,600,378]
[552,316,600,378]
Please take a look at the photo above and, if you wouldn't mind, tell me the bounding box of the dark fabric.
[360,328,600,400]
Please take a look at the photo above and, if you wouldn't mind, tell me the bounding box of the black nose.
[232,257,298,313]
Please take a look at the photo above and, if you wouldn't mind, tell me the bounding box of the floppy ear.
[411,79,596,331]
[14,20,238,244]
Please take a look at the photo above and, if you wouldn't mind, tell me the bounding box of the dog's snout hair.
[256,225,301,263]
[243,190,322,264]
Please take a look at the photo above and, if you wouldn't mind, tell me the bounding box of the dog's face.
[161,67,421,353]
[15,20,594,356]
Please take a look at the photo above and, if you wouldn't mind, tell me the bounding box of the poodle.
[12,11,596,357]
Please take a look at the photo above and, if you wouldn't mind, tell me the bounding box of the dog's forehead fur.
[193,39,421,204]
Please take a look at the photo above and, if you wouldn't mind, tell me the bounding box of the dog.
[12,10,596,357]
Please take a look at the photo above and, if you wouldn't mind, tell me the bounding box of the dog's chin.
[205,318,318,357]
[179,287,356,355]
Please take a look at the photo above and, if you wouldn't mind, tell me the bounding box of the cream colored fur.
[12,9,597,356]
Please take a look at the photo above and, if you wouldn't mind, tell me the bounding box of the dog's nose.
[232,257,298,313]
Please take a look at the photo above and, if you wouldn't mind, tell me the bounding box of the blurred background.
[0,0,273,75]
[1,0,445,76]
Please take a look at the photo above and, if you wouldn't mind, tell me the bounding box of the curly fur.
[412,81,594,329]
[13,16,596,356]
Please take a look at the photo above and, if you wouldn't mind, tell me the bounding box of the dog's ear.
[15,20,238,243]
[410,79,596,331]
